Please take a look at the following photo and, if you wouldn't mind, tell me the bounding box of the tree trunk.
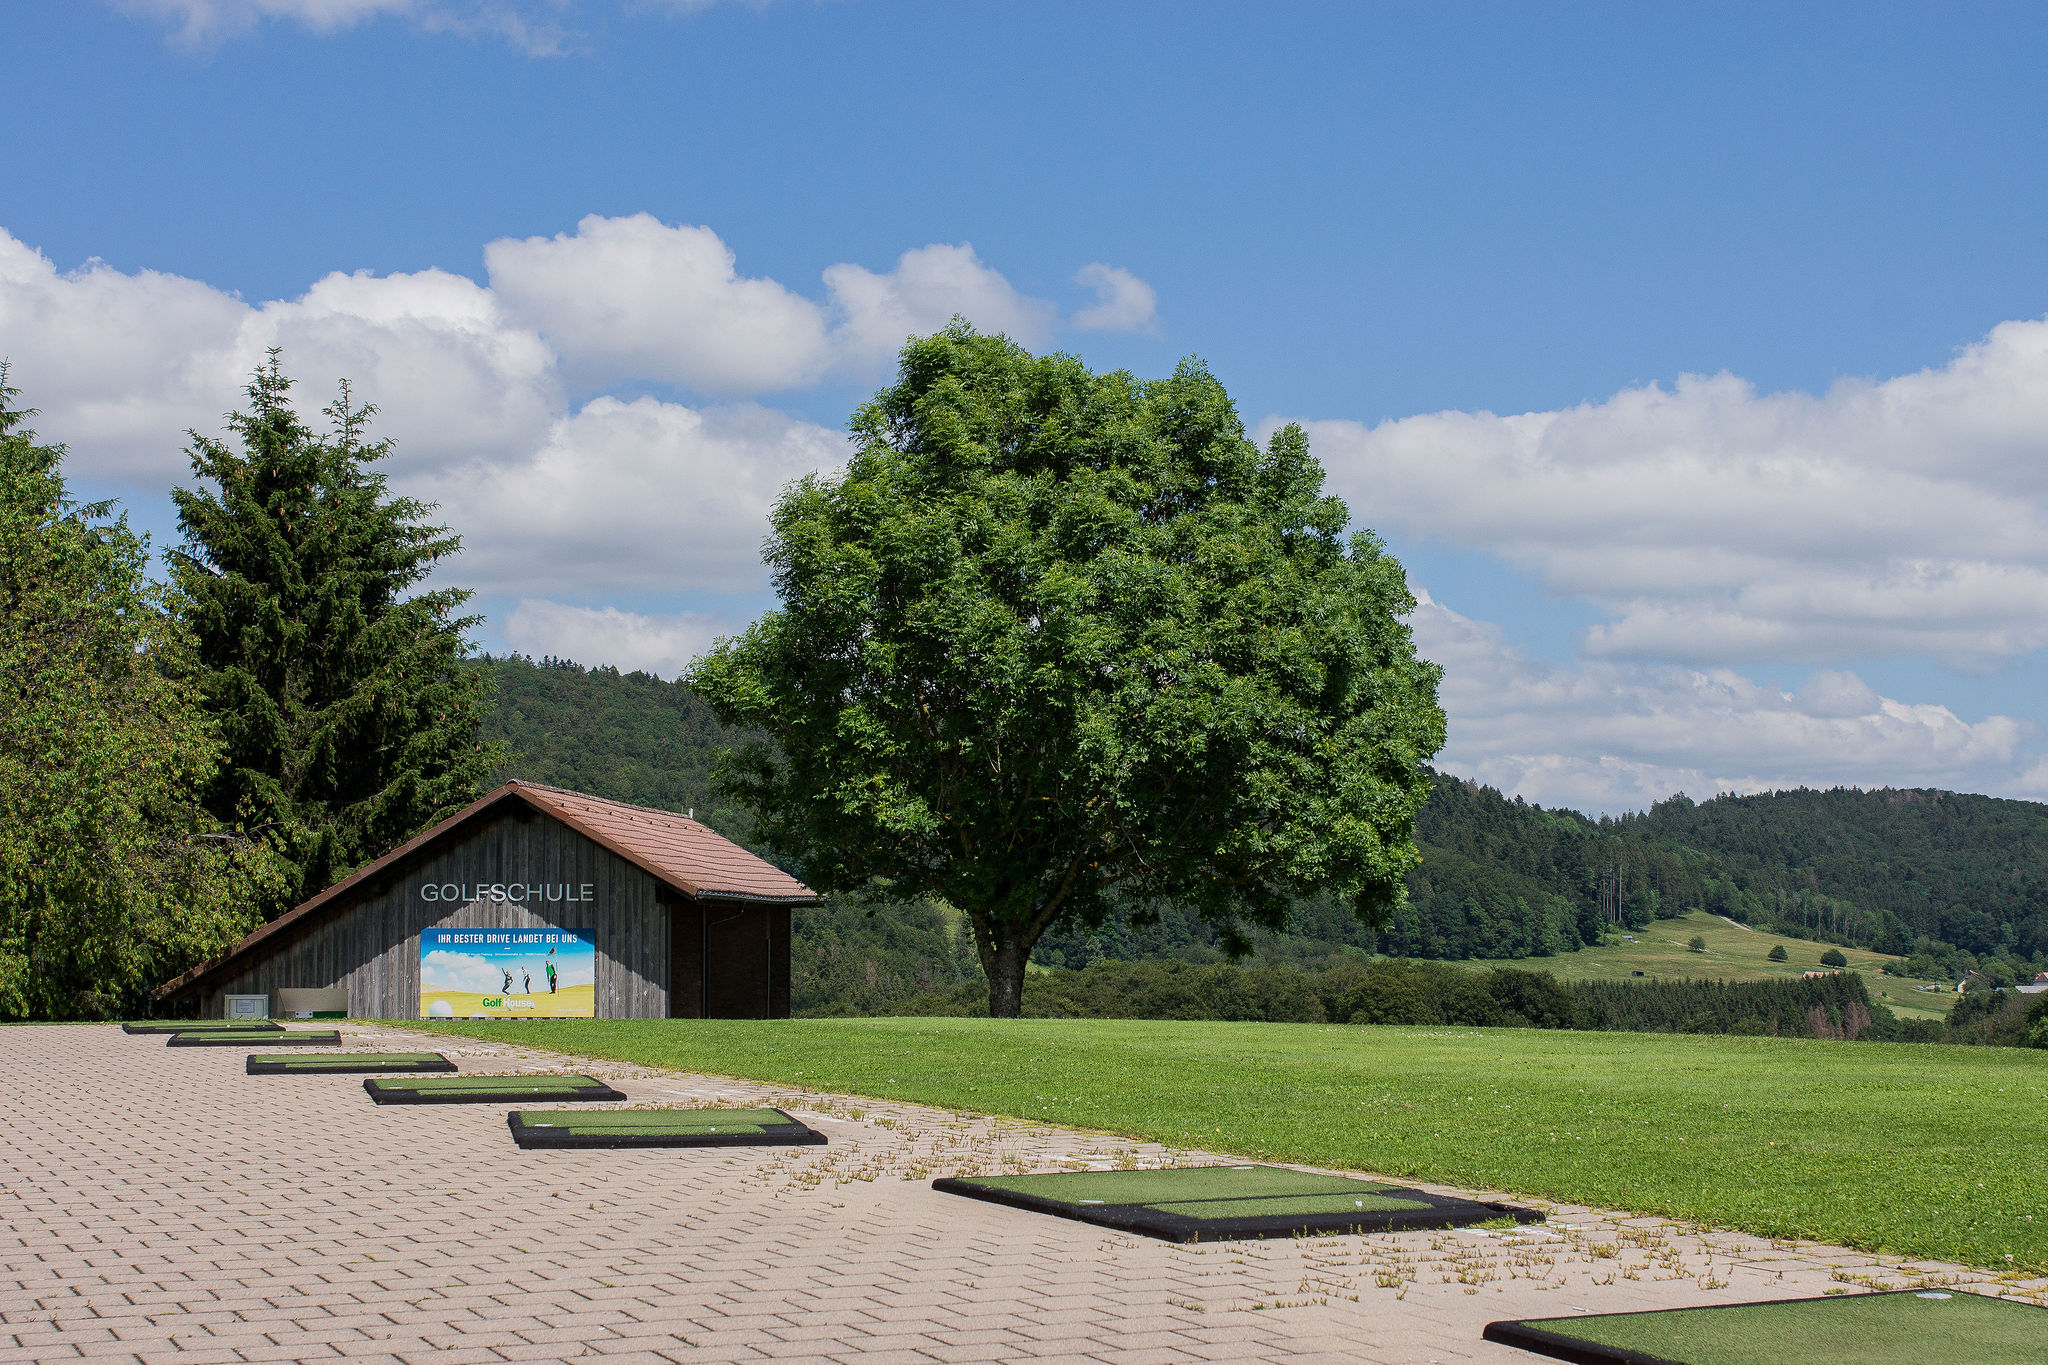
[986,941,1028,1018]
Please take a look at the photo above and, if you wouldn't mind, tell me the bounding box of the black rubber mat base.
[507,1109,828,1149]
[1481,1289,2048,1365]
[169,1030,340,1047]
[124,1021,281,1034]
[247,1053,457,1075]
[934,1174,1541,1243]
[364,1075,628,1105]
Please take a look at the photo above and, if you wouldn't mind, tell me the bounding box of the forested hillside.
[1622,787,2048,960]
[481,654,758,840]
[474,654,2048,998]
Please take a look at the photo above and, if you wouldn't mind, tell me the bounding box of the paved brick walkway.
[0,1025,2039,1364]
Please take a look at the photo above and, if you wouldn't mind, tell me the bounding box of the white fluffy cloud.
[1410,589,2042,812]
[823,243,1058,368]
[1295,317,2048,670]
[0,219,1141,600]
[485,214,834,395]
[485,219,1138,392]
[415,395,845,596]
[503,600,725,679]
[0,232,556,485]
[1070,263,1158,334]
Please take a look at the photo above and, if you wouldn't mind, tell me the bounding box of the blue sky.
[5,1,2047,812]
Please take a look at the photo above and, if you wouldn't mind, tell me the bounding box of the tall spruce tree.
[171,353,496,913]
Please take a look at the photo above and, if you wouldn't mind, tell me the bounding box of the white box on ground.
[223,994,269,1020]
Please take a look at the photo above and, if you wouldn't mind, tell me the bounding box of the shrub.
[1345,970,1437,1025]
[1688,936,1707,952]
[1820,948,1848,968]
[1484,967,1578,1029]
[866,952,1999,1045]
[1767,944,1789,962]
[1948,988,2038,1047]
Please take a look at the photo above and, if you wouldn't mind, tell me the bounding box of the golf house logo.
[419,927,597,1019]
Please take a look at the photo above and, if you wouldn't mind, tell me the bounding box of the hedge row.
[863,955,1972,1042]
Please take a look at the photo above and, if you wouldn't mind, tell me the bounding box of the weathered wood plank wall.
[202,810,670,1018]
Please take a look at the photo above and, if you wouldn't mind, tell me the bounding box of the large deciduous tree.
[688,325,1447,1016]
[171,353,496,914]
[0,367,282,1018]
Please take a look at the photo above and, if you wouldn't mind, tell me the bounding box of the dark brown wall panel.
[704,904,772,1019]
[669,902,704,1019]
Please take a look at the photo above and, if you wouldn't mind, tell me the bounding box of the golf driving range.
[34,1019,2048,1364]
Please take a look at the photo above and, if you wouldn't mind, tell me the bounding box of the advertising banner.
[420,927,596,1018]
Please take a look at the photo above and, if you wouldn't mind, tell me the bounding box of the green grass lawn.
[408,1016,2048,1273]
[1455,912,1954,1021]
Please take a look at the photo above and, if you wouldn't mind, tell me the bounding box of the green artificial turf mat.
[374,1073,606,1092]
[936,1163,1540,1242]
[123,1021,282,1034]
[365,1073,626,1104]
[961,1165,1382,1203]
[506,1106,827,1148]
[168,1029,339,1047]
[1146,1192,1435,1219]
[246,1052,454,1075]
[1486,1290,2048,1365]
[524,1107,790,1130]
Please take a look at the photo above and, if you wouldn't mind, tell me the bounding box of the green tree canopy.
[0,366,282,1017]
[170,354,496,912]
[688,325,1446,1016]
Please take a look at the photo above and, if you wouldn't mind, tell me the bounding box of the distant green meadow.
[408,1016,2048,1272]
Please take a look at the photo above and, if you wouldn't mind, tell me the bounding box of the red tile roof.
[154,781,813,1001]
[513,782,813,902]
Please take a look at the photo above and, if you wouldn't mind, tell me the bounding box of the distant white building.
[2019,972,2048,996]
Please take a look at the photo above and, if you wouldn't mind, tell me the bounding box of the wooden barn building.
[154,781,815,1020]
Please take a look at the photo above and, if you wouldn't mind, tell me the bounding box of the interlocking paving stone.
[3,1025,2043,1363]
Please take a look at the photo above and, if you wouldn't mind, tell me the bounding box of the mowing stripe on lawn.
[936,1164,1540,1243]
[364,1073,625,1104]
[123,1021,283,1034]
[507,1106,826,1149]
[1483,1289,2048,1365]
[246,1052,456,1075]
[168,1029,340,1047]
